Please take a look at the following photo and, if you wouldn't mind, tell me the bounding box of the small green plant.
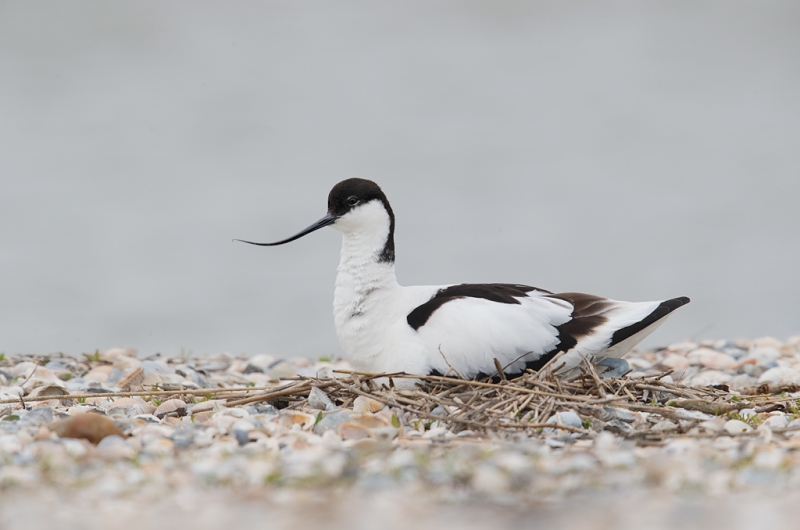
[151,397,162,407]
[582,418,593,429]
[77,397,86,404]
[0,353,5,362]
[728,411,761,426]
[2,415,19,422]
[318,355,334,363]
[391,414,400,428]
[58,373,73,381]
[83,350,101,362]
[265,472,282,485]
[315,411,323,425]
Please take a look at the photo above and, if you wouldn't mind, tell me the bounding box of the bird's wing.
[408,283,689,379]
[549,294,690,378]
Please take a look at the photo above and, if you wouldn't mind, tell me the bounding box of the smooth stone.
[666,341,698,355]
[758,367,800,384]
[546,411,583,429]
[660,354,690,372]
[687,348,737,370]
[430,405,447,416]
[50,413,124,445]
[606,407,635,423]
[603,419,633,434]
[723,347,748,359]
[651,420,678,432]
[170,429,198,450]
[267,361,297,380]
[699,418,726,433]
[246,354,277,371]
[764,415,789,429]
[675,409,714,420]
[741,364,767,378]
[752,337,785,350]
[233,429,250,446]
[731,374,757,389]
[724,419,752,435]
[106,368,124,385]
[96,434,136,459]
[313,411,353,435]
[9,362,38,378]
[739,408,757,419]
[747,346,781,365]
[140,361,170,375]
[19,407,54,427]
[687,370,732,386]
[243,364,263,374]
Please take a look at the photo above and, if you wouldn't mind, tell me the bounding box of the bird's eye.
[347,196,358,206]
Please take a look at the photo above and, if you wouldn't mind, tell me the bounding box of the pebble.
[724,420,752,435]
[688,348,737,370]
[546,411,583,428]
[758,367,800,384]
[314,411,353,435]
[763,414,789,429]
[50,413,124,445]
[96,434,137,459]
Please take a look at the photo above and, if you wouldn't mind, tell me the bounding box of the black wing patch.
[522,292,614,371]
[407,283,544,331]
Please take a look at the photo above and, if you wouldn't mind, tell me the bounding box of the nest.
[222,359,800,444]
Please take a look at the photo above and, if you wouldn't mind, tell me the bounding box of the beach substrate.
[1,336,800,529]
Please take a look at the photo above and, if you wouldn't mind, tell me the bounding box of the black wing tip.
[608,295,690,348]
[662,296,691,311]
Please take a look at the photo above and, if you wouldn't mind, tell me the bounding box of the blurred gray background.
[1,1,798,358]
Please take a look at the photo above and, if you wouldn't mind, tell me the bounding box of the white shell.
[28,385,70,399]
[336,422,374,441]
[278,411,316,430]
[116,367,145,390]
[353,396,383,414]
[308,387,336,411]
[154,399,187,419]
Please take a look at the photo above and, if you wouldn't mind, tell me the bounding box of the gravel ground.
[1,336,799,529]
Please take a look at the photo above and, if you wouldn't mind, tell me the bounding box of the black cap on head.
[328,178,395,263]
[327,178,391,217]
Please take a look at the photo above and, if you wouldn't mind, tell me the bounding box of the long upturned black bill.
[234,214,337,246]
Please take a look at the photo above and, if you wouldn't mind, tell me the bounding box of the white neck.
[332,201,400,360]
[333,200,399,299]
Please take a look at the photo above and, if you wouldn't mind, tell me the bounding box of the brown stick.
[0,385,283,405]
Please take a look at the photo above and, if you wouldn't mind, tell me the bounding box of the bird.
[235,178,689,383]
